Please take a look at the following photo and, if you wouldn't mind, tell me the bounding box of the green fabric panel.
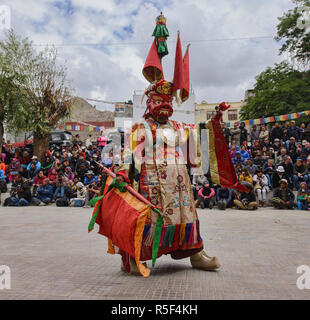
[152,25,169,37]
[152,213,163,267]
[157,41,168,56]
[168,225,176,247]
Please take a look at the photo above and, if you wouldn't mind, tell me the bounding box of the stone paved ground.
[0,206,310,300]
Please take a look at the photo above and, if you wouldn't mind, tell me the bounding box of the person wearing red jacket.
[32,170,47,196]
[198,181,215,209]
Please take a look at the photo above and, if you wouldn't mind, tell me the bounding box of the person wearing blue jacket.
[0,169,6,182]
[26,156,41,171]
[83,171,98,186]
[32,178,54,205]
[216,187,233,210]
[240,146,251,162]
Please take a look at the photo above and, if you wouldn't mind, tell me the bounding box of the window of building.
[206,111,216,120]
[228,109,238,121]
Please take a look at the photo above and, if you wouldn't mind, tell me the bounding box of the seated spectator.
[229,144,237,159]
[272,166,291,189]
[198,181,215,209]
[41,155,53,175]
[69,182,87,207]
[272,138,282,153]
[27,162,39,183]
[32,170,47,196]
[70,177,80,198]
[286,137,297,161]
[0,169,6,183]
[296,182,310,211]
[282,156,294,186]
[292,158,307,190]
[253,151,266,168]
[235,161,244,176]
[32,178,54,206]
[262,158,275,187]
[53,174,71,201]
[19,150,31,170]
[0,158,7,173]
[83,170,98,186]
[232,152,244,165]
[240,146,251,162]
[270,179,295,209]
[8,158,20,182]
[276,147,287,166]
[261,146,273,161]
[238,168,253,185]
[48,168,58,185]
[27,156,41,172]
[4,174,32,206]
[216,186,233,210]
[245,159,257,176]
[304,156,310,188]
[251,140,261,155]
[84,181,100,208]
[233,182,258,210]
[253,169,270,207]
[64,167,74,183]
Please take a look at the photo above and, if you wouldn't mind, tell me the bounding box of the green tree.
[0,30,35,151]
[240,61,310,120]
[275,0,310,67]
[0,30,73,161]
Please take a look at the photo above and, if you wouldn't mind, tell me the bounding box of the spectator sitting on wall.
[32,170,47,196]
[4,174,32,207]
[253,169,270,207]
[292,158,307,190]
[83,170,98,186]
[233,182,258,210]
[198,181,215,209]
[216,186,233,210]
[32,178,54,206]
[27,156,41,172]
[270,179,295,209]
[296,182,310,211]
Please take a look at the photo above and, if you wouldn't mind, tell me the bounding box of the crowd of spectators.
[2,120,310,212]
[0,131,112,208]
[192,120,310,211]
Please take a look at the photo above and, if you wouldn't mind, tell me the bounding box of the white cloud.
[0,0,295,105]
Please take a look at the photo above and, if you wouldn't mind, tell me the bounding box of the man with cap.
[26,155,41,172]
[83,170,98,186]
[272,138,282,153]
[272,166,290,189]
[270,179,295,209]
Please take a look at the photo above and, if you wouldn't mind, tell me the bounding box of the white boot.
[190,250,221,271]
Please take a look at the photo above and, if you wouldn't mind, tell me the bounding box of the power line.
[33,35,274,47]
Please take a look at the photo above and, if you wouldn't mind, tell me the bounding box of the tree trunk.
[33,130,50,163]
[0,121,4,153]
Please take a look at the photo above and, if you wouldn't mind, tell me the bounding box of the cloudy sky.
[0,0,294,110]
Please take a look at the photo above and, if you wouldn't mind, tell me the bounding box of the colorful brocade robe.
[115,117,206,261]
